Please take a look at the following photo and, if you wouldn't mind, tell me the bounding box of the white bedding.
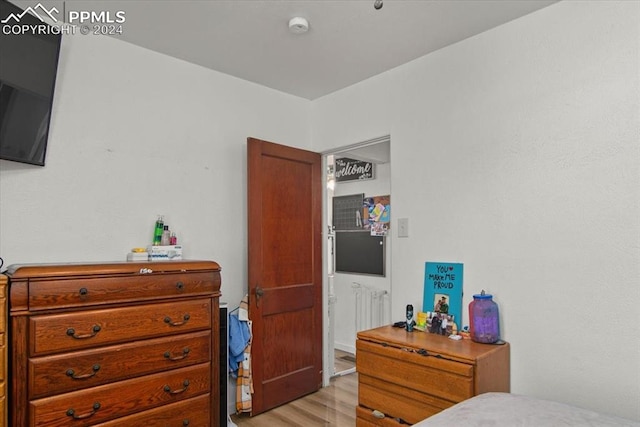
[414,392,640,427]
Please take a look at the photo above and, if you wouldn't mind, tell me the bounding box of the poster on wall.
[423,262,463,336]
[363,195,390,236]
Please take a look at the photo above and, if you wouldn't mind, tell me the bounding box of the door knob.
[255,286,264,307]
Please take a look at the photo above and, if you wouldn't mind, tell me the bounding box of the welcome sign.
[334,158,374,182]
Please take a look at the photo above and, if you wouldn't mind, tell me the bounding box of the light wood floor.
[333,349,357,374]
[231,351,357,426]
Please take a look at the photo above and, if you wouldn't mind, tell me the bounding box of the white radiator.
[352,282,388,331]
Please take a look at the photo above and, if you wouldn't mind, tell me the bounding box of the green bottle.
[153,215,164,245]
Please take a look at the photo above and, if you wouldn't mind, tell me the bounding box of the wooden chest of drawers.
[6,260,221,427]
[0,275,7,427]
[356,325,510,426]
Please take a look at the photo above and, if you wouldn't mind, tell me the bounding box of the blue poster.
[423,262,464,333]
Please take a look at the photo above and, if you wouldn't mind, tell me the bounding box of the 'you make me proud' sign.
[423,262,463,330]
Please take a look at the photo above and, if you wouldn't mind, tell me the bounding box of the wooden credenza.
[356,325,510,426]
[0,274,7,427]
[6,260,221,427]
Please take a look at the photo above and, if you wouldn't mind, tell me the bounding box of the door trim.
[320,135,391,387]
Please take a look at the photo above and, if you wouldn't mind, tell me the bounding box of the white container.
[126,252,149,262]
[147,245,183,261]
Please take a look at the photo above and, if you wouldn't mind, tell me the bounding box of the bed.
[414,392,640,427]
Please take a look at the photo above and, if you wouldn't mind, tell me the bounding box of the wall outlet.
[398,218,409,237]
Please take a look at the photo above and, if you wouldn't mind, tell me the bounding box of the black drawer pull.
[79,287,88,296]
[164,313,190,327]
[183,420,190,426]
[66,364,101,380]
[164,347,190,361]
[66,325,101,339]
[163,379,190,394]
[66,402,101,420]
[176,281,184,290]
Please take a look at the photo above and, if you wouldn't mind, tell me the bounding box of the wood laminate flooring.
[231,351,358,426]
[333,349,356,375]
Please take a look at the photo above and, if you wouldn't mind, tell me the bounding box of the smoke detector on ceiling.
[289,17,309,34]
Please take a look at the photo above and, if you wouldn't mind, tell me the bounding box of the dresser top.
[357,325,509,363]
[5,260,220,279]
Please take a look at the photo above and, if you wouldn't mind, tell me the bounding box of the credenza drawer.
[30,330,211,398]
[30,363,211,427]
[92,394,211,427]
[359,373,453,425]
[356,405,409,426]
[31,298,212,356]
[0,304,5,330]
[28,271,218,310]
[356,339,473,403]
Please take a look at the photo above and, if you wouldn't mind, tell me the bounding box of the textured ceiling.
[12,0,558,99]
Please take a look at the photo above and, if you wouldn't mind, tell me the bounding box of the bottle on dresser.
[153,215,164,245]
[161,225,171,246]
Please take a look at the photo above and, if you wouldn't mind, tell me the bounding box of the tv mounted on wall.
[0,0,62,166]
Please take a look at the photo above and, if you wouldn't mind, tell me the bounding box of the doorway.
[322,136,391,383]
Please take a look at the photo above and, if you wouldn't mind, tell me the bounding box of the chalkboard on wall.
[335,231,385,276]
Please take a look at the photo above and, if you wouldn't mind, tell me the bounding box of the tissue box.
[147,245,183,261]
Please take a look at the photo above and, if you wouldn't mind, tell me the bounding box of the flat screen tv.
[0,0,62,166]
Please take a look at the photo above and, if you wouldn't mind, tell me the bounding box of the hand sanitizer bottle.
[153,215,164,246]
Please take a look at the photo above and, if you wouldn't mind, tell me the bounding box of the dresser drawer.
[30,331,211,398]
[93,394,211,427]
[31,299,212,356]
[28,271,217,310]
[0,339,4,380]
[357,339,473,403]
[0,396,4,427]
[359,373,453,424]
[356,405,409,426]
[0,300,5,330]
[30,362,211,427]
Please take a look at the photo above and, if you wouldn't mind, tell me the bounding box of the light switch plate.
[398,218,409,237]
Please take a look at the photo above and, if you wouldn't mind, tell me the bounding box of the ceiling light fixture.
[288,17,309,34]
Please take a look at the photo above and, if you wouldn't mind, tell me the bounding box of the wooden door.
[247,137,323,415]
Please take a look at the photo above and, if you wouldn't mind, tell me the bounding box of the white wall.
[0,31,311,310]
[312,0,640,421]
[330,161,391,354]
[0,31,312,418]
